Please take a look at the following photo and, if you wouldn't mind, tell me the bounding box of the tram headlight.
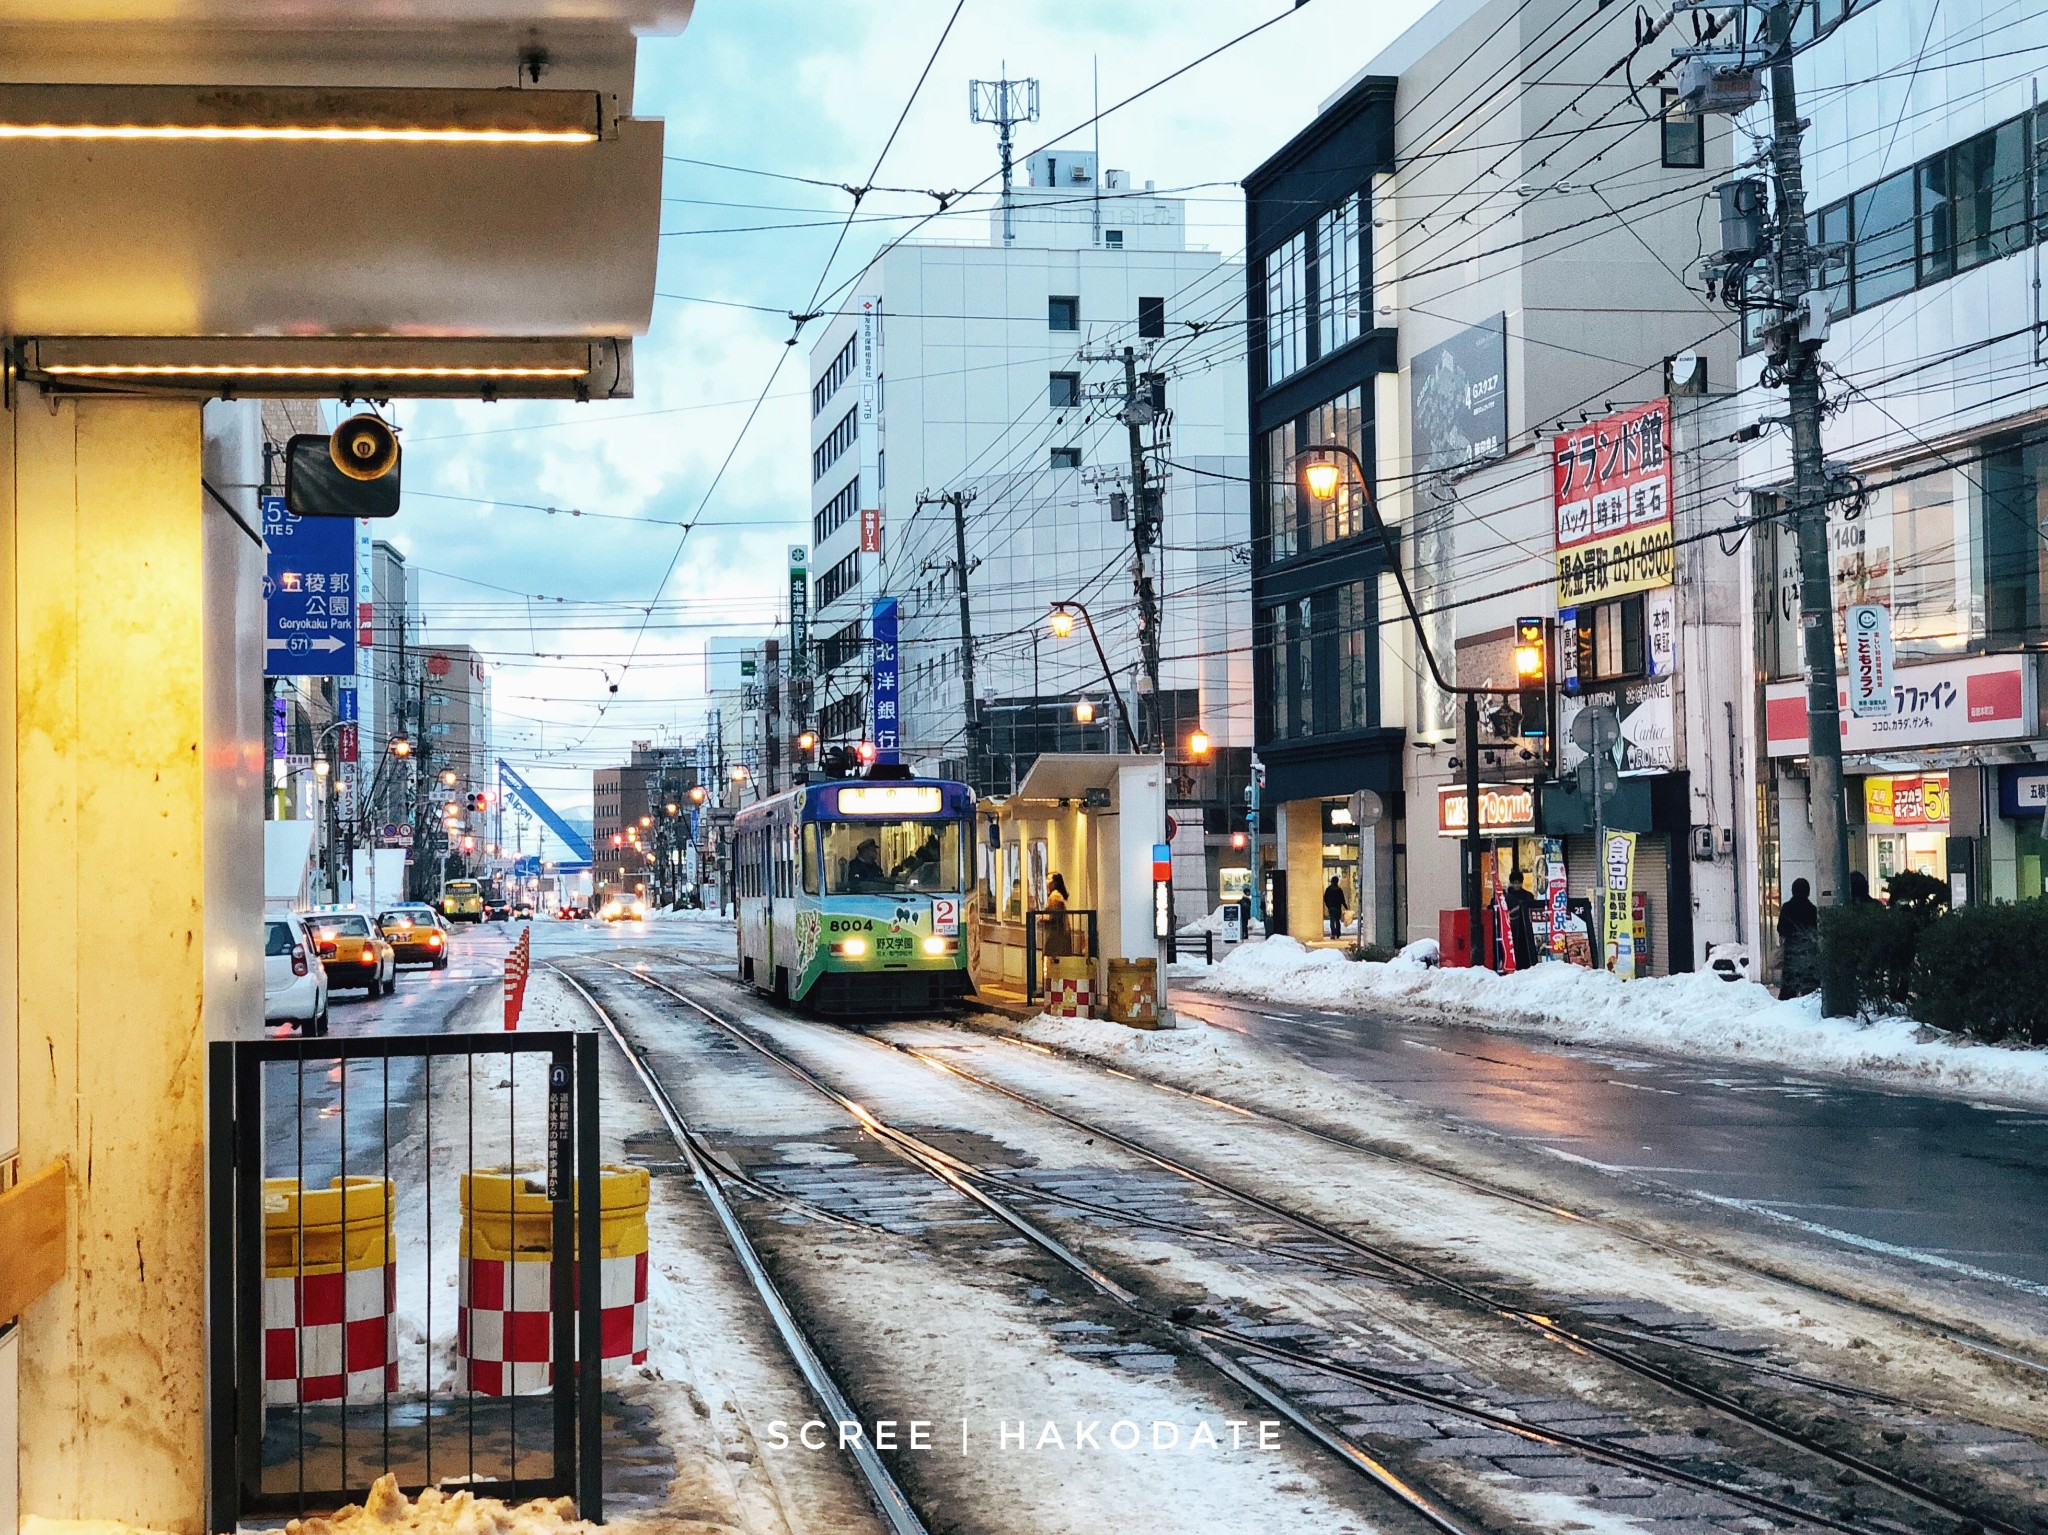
[834,937,869,959]
[922,935,950,956]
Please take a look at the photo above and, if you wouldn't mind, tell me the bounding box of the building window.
[1255,580,1377,744]
[1138,295,1165,339]
[1952,118,2029,271]
[1314,194,1363,356]
[814,475,859,544]
[815,551,861,609]
[1050,446,1081,470]
[812,334,857,418]
[1049,371,1080,409]
[1257,385,1370,565]
[1048,295,1079,331]
[1263,231,1307,385]
[1851,170,1915,308]
[1659,89,1703,169]
[1916,156,1952,285]
[1570,596,1646,684]
[1104,229,1124,249]
[812,406,858,483]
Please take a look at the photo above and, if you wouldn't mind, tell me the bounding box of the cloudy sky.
[383,0,1430,818]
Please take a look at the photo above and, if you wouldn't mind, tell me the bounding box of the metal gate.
[207,1031,603,1528]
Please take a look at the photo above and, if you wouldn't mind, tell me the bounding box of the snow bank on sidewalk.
[1200,937,2048,1107]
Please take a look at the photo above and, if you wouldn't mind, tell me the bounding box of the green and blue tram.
[732,775,976,1013]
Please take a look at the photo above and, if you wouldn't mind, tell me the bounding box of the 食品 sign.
[1553,399,1675,605]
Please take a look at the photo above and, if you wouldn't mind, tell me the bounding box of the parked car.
[264,913,330,1035]
[307,907,398,996]
[378,908,450,969]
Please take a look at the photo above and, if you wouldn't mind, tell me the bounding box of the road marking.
[1693,1193,2048,1300]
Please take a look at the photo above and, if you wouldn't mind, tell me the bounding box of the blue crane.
[494,759,593,871]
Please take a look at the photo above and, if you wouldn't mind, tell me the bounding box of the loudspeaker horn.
[328,414,400,482]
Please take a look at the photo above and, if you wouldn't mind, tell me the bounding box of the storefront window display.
[1863,773,1949,892]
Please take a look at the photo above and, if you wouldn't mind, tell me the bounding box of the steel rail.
[1027,995,2048,1385]
[623,952,2031,1535]
[547,963,928,1535]
[874,1032,2030,1535]
[590,960,1482,1535]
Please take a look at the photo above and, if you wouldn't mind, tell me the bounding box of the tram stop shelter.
[970,754,1169,1017]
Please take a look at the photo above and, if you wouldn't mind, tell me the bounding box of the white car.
[264,912,330,1035]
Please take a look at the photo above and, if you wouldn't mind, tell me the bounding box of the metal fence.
[207,1031,603,1528]
[1024,906,1102,1004]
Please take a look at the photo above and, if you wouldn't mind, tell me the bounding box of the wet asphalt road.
[261,917,683,1183]
[1173,989,2048,1301]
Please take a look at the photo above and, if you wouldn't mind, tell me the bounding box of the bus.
[733,774,975,1014]
[440,877,485,923]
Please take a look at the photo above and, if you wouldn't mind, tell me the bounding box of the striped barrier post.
[503,926,531,1030]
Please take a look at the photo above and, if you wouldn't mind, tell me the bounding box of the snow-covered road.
[555,938,2048,1535]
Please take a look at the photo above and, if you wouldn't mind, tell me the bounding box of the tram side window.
[802,824,820,894]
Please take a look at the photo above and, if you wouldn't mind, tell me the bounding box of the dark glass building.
[1244,75,1404,944]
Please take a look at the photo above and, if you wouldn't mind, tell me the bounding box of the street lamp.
[796,730,817,753]
[1300,440,1528,963]
[1186,728,1211,759]
[1074,699,1096,725]
[1046,600,1136,751]
[313,759,331,778]
[689,784,706,804]
[388,736,412,758]
[639,815,651,828]
[439,769,458,787]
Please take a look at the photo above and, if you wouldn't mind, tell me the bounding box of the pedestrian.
[1777,876,1820,999]
[1849,870,1877,904]
[1042,872,1074,963]
[1504,872,1539,971]
[1323,875,1348,940]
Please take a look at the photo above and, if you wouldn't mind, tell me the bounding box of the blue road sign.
[263,494,357,677]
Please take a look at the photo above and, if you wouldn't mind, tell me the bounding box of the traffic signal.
[1514,617,1549,739]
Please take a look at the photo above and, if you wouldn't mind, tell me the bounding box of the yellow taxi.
[308,906,398,996]
[377,906,451,970]
[440,878,485,923]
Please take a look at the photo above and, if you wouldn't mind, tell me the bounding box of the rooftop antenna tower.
[969,68,1040,245]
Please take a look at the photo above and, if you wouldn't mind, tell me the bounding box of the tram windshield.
[819,819,964,895]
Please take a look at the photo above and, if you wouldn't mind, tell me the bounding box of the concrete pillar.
[6,386,263,1532]
[1284,798,1324,942]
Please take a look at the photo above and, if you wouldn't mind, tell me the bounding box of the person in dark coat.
[1504,872,1540,970]
[1323,876,1348,939]
[1777,877,1820,998]
[1848,870,1877,904]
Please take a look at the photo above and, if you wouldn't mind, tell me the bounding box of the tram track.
[970,995,2048,1389]
[588,954,2042,1535]
[547,963,927,1535]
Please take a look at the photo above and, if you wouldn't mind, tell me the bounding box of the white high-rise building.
[804,144,1249,903]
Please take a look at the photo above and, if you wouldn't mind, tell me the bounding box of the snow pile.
[1200,937,2048,1107]
[1024,1011,1239,1063]
[284,1475,593,1534]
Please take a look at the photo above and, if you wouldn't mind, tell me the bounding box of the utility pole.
[917,488,983,789]
[1118,346,1164,749]
[1685,0,1851,904]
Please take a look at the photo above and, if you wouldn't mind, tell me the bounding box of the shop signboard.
[1553,399,1675,605]
[1863,774,1948,828]
[1411,314,1507,475]
[1999,765,2048,815]
[1557,675,1675,776]
[1764,653,2032,756]
[1435,783,1537,838]
[1846,603,1895,718]
[869,596,900,763]
[1603,830,1637,980]
[1542,836,1572,961]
